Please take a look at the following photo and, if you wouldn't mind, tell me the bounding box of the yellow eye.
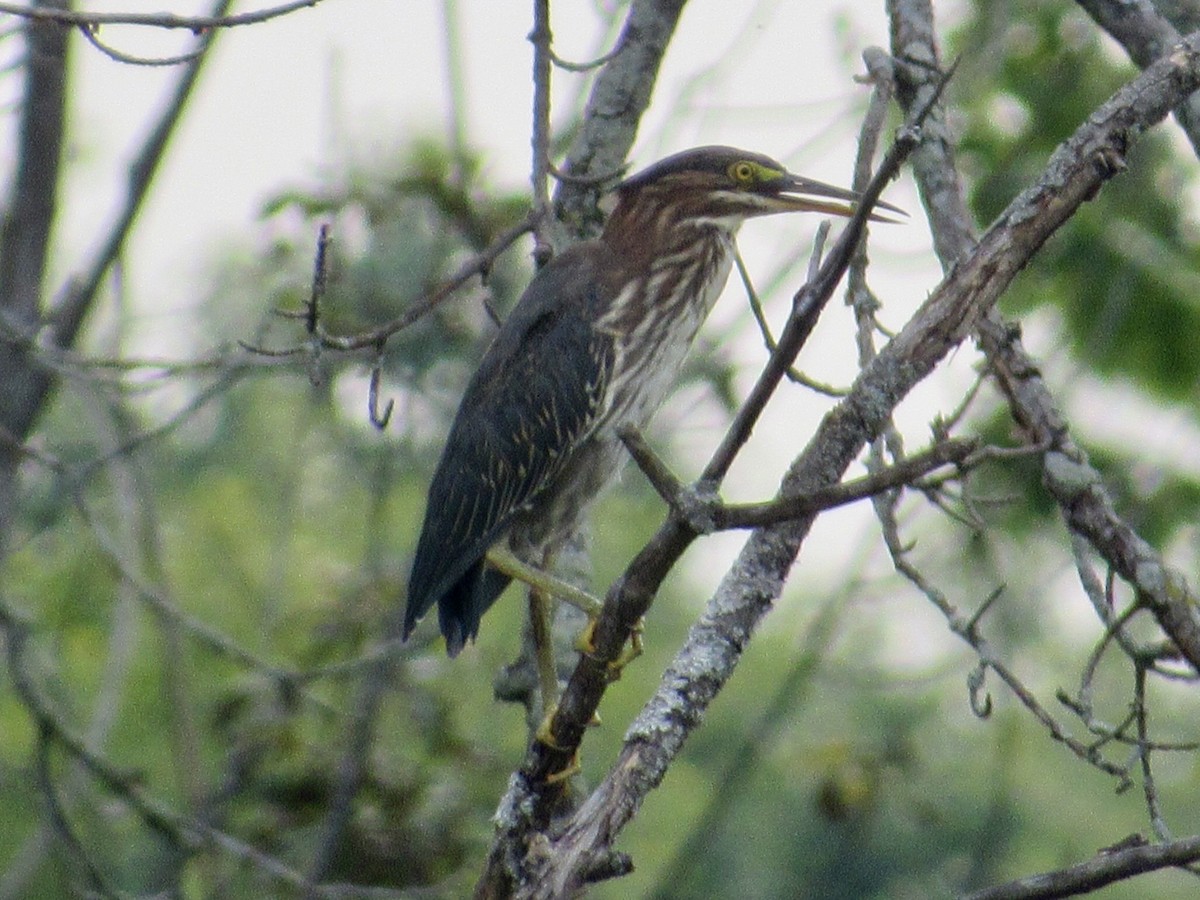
[730,161,756,185]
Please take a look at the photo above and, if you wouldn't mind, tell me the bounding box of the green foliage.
[956,3,1200,399]
[950,1,1200,549]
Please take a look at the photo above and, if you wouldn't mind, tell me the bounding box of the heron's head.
[608,145,902,235]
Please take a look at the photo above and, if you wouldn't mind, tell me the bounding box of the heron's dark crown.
[612,146,794,221]
[617,145,788,193]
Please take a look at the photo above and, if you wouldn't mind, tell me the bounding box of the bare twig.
[876,470,1133,786]
[0,0,324,31]
[76,22,203,66]
[294,214,534,352]
[529,0,558,261]
[1133,663,1170,841]
[620,425,978,531]
[367,357,394,430]
[548,44,620,73]
[961,832,1200,900]
[734,238,847,397]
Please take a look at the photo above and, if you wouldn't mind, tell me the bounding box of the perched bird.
[404,146,896,655]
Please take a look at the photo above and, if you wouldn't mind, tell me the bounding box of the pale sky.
[53,0,937,336]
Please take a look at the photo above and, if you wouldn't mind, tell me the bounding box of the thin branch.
[961,832,1200,900]
[77,22,203,66]
[0,0,324,31]
[367,351,394,430]
[1133,663,1171,841]
[440,0,468,179]
[876,469,1133,787]
[529,0,557,261]
[275,213,535,353]
[734,240,846,397]
[34,730,115,897]
[548,44,620,73]
[620,425,978,531]
[715,438,976,529]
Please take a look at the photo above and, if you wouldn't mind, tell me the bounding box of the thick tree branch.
[1075,0,1200,155]
[888,2,1200,671]
[0,0,67,330]
[494,30,1200,897]
[552,0,688,239]
[0,0,68,439]
[0,0,69,561]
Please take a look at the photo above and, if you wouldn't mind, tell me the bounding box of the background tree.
[2,1,1200,898]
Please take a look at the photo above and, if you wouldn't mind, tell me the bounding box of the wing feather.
[404,244,616,651]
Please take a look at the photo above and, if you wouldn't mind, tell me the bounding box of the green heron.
[404,146,898,656]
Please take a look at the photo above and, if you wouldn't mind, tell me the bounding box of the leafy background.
[3,1,1200,897]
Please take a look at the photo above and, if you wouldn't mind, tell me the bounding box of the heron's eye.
[730,161,757,186]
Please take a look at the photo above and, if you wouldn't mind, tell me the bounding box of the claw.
[574,617,598,655]
[535,707,583,783]
[606,617,645,681]
[544,753,582,784]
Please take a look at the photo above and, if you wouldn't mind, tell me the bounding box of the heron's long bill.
[776,173,906,223]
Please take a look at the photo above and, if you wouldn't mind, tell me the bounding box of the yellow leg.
[486,546,603,618]
[527,583,560,717]
[487,544,642,780]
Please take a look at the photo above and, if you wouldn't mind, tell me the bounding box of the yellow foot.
[574,617,646,681]
[535,708,582,784]
[574,618,598,655]
[605,618,645,682]
[544,752,583,785]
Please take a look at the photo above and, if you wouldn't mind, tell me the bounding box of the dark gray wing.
[404,244,615,654]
